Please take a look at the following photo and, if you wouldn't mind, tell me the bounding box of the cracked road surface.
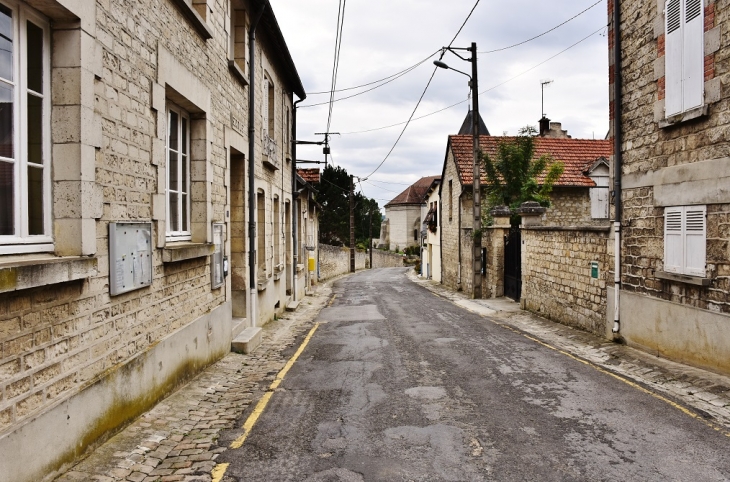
[217,268,730,481]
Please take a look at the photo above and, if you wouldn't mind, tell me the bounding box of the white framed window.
[0,1,51,254]
[665,0,704,116]
[664,205,706,276]
[590,177,609,219]
[166,103,191,241]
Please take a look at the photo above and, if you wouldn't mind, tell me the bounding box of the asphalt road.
[217,268,730,481]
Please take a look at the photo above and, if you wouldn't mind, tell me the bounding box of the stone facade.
[317,244,403,281]
[609,0,730,374]
[543,187,610,227]
[0,1,305,480]
[522,227,610,336]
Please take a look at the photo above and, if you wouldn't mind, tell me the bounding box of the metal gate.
[504,228,521,301]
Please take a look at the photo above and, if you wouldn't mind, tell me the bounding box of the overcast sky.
[270,0,609,210]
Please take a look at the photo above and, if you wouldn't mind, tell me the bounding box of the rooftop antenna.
[540,79,553,118]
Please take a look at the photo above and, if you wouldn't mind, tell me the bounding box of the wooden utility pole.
[369,206,373,269]
[350,175,355,273]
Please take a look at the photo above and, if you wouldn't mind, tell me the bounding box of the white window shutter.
[684,205,706,276]
[682,0,704,111]
[665,0,683,116]
[664,207,683,273]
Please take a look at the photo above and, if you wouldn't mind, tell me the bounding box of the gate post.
[488,206,512,298]
[517,202,547,308]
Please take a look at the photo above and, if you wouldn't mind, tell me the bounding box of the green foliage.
[317,165,382,246]
[481,125,564,225]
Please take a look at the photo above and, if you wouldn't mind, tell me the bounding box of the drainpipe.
[292,98,304,302]
[612,0,622,334]
[248,1,267,327]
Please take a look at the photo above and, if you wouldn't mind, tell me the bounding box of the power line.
[341,24,606,136]
[299,51,438,109]
[306,51,440,96]
[478,0,602,54]
[326,0,347,134]
[362,0,481,180]
[366,178,413,186]
[363,180,402,194]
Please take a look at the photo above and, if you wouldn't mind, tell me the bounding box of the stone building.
[439,131,612,297]
[381,175,439,252]
[422,178,442,281]
[0,1,305,480]
[295,168,320,295]
[607,0,730,374]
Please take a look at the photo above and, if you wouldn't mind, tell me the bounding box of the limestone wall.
[0,0,300,477]
[317,245,403,281]
[522,227,610,335]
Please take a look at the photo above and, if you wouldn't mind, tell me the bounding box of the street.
[216,268,730,481]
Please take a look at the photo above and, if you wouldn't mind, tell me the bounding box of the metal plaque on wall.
[109,222,153,296]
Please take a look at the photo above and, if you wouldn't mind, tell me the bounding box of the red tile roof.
[385,176,441,206]
[449,135,612,187]
[297,168,320,184]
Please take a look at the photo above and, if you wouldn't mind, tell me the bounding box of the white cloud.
[271,0,609,209]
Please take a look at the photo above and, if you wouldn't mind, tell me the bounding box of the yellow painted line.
[211,463,229,482]
[328,294,337,306]
[229,322,320,449]
[496,323,730,437]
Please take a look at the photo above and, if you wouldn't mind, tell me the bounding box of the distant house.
[295,169,320,296]
[440,123,612,297]
[380,176,440,252]
[422,178,442,281]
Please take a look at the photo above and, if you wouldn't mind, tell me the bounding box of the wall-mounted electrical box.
[109,222,153,296]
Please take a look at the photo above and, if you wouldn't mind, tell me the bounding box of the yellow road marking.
[496,322,730,437]
[328,294,337,306]
[211,463,229,482]
[229,322,320,449]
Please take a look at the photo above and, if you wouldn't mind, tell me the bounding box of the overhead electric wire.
[363,180,402,194]
[326,0,347,134]
[366,178,413,186]
[306,50,440,96]
[342,24,606,136]
[478,0,602,54]
[362,0,481,180]
[299,51,438,108]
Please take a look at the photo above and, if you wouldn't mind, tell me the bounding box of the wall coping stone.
[522,226,611,232]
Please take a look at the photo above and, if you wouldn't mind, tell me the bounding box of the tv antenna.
[540,79,553,118]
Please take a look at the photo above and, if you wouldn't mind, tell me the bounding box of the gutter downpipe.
[612,0,622,334]
[292,98,305,302]
[248,1,267,328]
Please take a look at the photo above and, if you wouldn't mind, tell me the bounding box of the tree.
[317,165,382,246]
[482,126,564,226]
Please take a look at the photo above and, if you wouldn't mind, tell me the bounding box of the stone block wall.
[317,244,403,281]
[522,227,610,335]
[0,0,299,476]
[544,187,609,227]
[608,0,730,313]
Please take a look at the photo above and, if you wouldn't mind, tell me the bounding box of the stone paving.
[53,268,730,482]
[53,282,332,482]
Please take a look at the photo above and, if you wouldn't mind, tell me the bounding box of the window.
[166,104,190,240]
[434,201,438,227]
[664,205,705,276]
[0,2,50,254]
[227,0,248,78]
[665,0,704,116]
[590,177,609,219]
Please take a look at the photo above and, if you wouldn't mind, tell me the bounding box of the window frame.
[0,0,52,255]
[165,102,192,241]
[664,205,706,277]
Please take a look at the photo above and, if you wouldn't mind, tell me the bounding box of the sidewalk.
[53,282,332,482]
[53,268,730,481]
[408,269,730,431]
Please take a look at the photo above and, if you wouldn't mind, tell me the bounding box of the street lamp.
[434,42,482,299]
